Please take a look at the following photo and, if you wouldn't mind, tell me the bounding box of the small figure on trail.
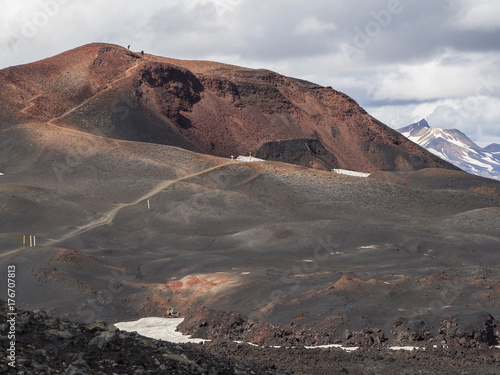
[141,50,144,57]
[127,45,130,50]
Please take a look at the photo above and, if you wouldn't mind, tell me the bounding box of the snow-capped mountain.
[397,119,500,181]
[484,143,500,154]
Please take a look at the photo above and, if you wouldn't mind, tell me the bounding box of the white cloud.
[367,100,453,131]
[367,55,489,102]
[454,0,500,30]
[294,16,337,35]
[426,96,500,145]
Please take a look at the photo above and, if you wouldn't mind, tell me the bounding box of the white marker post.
[147,199,151,210]
[33,236,36,247]
[29,235,32,248]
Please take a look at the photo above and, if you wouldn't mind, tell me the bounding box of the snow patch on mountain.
[398,119,500,181]
[484,144,500,155]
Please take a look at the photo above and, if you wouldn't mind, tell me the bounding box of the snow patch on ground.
[116,318,500,350]
[332,169,370,178]
[114,318,209,344]
[390,346,420,351]
[115,318,359,351]
[304,344,359,351]
[237,342,359,351]
[390,345,454,351]
[358,245,378,249]
[236,156,265,162]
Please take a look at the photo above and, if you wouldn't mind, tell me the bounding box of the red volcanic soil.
[327,274,366,291]
[0,43,456,173]
[164,273,238,305]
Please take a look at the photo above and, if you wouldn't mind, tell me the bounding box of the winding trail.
[18,94,42,116]
[0,160,232,258]
[42,161,232,247]
[48,60,141,125]
[4,55,230,255]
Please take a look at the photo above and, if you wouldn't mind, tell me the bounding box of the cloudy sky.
[1,0,500,146]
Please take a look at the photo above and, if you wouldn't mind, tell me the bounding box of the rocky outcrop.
[179,306,499,349]
[0,301,283,375]
[179,307,322,347]
[391,314,500,347]
[134,62,204,123]
[2,301,500,375]
[254,139,340,171]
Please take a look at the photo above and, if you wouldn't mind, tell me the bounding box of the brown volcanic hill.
[0,42,456,172]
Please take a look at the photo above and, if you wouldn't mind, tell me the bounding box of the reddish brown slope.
[0,43,456,172]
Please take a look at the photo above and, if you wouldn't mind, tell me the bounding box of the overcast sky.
[1,0,499,146]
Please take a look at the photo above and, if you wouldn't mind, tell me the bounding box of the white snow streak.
[332,169,370,178]
[236,156,265,162]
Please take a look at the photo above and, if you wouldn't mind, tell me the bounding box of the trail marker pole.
[29,235,32,248]
[147,199,151,210]
[23,235,26,247]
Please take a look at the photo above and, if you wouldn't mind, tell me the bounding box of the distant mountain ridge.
[398,119,500,180]
[484,143,500,154]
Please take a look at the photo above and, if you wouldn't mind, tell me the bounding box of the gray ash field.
[1,123,499,348]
